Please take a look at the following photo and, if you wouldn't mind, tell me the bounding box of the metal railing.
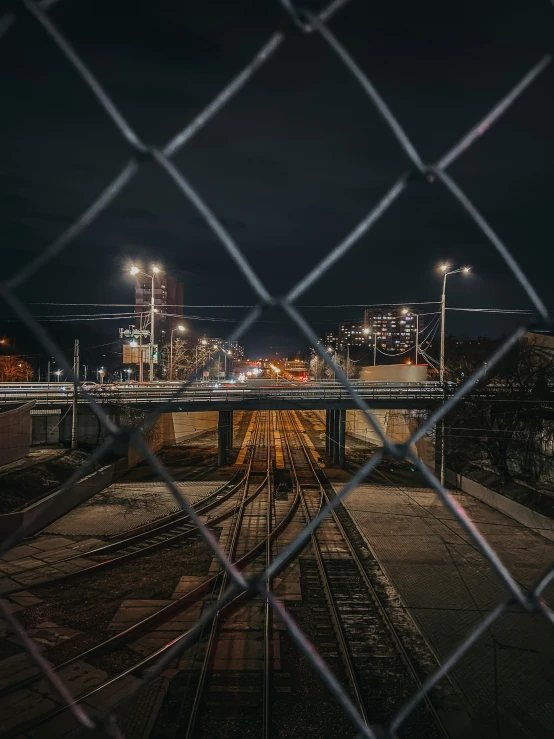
[0,1,553,737]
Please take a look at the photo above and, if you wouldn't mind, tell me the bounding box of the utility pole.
[415,313,419,365]
[150,277,155,382]
[437,264,470,485]
[138,314,144,383]
[47,360,51,386]
[71,339,79,450]
[346,345,350,379]
[440,273,447,384]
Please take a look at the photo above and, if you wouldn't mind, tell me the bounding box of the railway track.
[279,410,446,737]
[2,415,257,595]
[170,410,276,739]
[1,410,453,738]
[1,412,301,738]
[1,473,247,595]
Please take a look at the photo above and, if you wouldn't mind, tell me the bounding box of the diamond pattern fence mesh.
[0,1,553,737]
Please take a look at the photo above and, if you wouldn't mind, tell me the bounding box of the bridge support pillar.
[326,409,346,468]
[325,409,332,457]
[337,409,346,468]
[217,410,233,467]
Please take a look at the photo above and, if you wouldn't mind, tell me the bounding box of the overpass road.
[0,380,451,411]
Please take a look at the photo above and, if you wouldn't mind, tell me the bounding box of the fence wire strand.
[1,0,553,736]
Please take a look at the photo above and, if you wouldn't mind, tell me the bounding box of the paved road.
[341,479,554,739]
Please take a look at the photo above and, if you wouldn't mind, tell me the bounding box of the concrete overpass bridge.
[0,381,466,468]
[0,381,447,412]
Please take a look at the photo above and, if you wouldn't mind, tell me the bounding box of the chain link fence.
[0,1,553,737]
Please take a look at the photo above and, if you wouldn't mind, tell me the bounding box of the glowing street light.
[128,264,162,382]
[438,263,471,383]
[437,263,472,487]
[170,324,187,380]
[362,326,377,366]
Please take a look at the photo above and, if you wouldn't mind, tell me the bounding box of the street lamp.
[402,308,420,365]
[169,324,186,381]
[363,327,377,366]
[437,263,470,487]
[129,264,160,382]
[196,339,208,381]
[439,264,470,383]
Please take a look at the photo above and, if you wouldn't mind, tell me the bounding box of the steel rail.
[263,410,273,738]
[183,409,272,739]
[6,411,304,738]
[1,472,250,596]
[291,411,449,738]
[279,410,369,727]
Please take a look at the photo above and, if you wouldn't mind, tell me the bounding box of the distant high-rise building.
[323,306,423,361]
[133,268,184,338]
[323,331,339,350]
[361,306,422,356]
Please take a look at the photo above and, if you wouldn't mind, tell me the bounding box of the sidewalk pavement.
[340,480,554,739]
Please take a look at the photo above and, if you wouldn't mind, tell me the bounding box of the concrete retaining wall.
[0,401,34,467]
[445,469,554,543]
[129,411,218,467]
[0,457,128,541]
[1,410,219,543]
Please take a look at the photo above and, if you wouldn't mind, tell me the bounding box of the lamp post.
[437,263,470,486]
[402,307,419,365]
[439,264,470,384]
[363,327,377,366]
[169,325,186,381]
[130,265,160,382]
[196,339,208,381]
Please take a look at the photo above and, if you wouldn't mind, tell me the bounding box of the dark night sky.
[1,0,553,364]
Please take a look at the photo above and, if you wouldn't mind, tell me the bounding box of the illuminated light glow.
[401,308,409,315]
[439,264,449,272]
[178,325,186,331]
[129,340,138,347]
[463,267,471,274]
[129,265,139,275]
[152,266,160,274]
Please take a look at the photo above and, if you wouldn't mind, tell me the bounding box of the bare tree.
[447,337,554,484]
[309,349,360,380]
[0,357,33,382]
[161,337,213,381]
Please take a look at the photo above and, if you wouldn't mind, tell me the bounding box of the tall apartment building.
[361,306,421,355]
[323,306,423,359]
[133,269,184,337]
